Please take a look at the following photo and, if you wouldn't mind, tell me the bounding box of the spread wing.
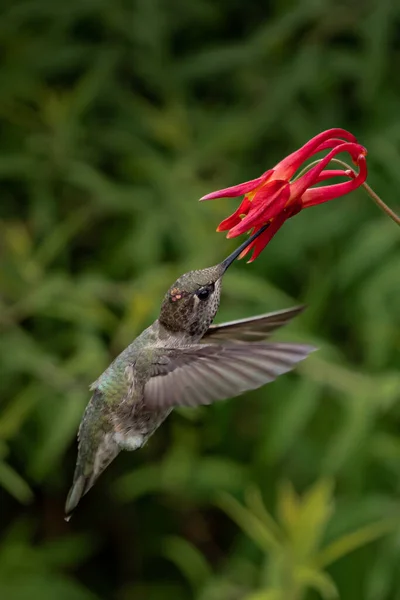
[144,342,315,409]
[202,306,305,343]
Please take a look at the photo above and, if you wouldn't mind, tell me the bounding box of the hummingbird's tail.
[65,475,89,521]
[65,434,121,521]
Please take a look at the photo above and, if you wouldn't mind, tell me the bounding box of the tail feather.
[65,435,120,520]
[65,475,91,521]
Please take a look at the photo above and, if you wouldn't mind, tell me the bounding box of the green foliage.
[0,0,399,598]
[217,482,398,600]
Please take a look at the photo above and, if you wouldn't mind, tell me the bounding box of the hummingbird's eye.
[197,284,214,301]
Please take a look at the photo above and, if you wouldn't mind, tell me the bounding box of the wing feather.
[202,306,305,344]
[144,342,315,409]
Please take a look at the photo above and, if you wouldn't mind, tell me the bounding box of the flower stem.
[330,158,400,226]
[294,157,400,226]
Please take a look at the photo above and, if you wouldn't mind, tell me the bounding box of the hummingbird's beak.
[220,224,269,271]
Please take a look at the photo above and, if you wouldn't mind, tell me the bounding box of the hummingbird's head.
[159,225,269,339]
[159,264,224,338]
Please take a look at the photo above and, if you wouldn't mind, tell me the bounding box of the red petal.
[312,169,352,182]
[288,142,366,201]
[250,179,287,207]
[217,197,251,232]
[242,213,289,262]
[314,138,352,153]
[302,155,367,207]
[273,129,358,180]
[200,170,273,200]
[237,225,264,259]
[227,182,290,237]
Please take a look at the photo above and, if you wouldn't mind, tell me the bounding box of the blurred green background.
[1,0,400,598]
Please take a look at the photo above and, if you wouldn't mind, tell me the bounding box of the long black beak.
[220,224,269,271]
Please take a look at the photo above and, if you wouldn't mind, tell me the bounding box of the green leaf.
[316,519,398,568]
[276,481,300,534]
[296,567,338,599]
[283,480,335,560]
[0,461,33,504]
[245,487,282,541]
[243,591,283,600]
[216,493,281,553]
[162,536,212,590]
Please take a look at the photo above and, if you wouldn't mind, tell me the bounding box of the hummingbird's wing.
[202,306,305,343]
[144,342,315,409]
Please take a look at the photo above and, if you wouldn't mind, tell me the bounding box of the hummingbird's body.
[66,232,315,519]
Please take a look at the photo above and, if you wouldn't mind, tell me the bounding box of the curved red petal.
[200,169,273,200]
[244,213,289,262]
[289,142,366,201]
[314,138,352,153]
[250,179,287,207]
[237,225,264,259]
[312,169,351,183]
[228,183,290,237]
[217,197,252,232]
[273,129,358,180]
[301,155,367,207]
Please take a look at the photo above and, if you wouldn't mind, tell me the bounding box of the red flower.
[200,129,367,261]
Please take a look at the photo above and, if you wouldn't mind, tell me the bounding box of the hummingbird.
[65,227,315,519]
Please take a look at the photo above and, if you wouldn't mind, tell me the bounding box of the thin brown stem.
[330,158,400,226]
[294,157,400,226]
